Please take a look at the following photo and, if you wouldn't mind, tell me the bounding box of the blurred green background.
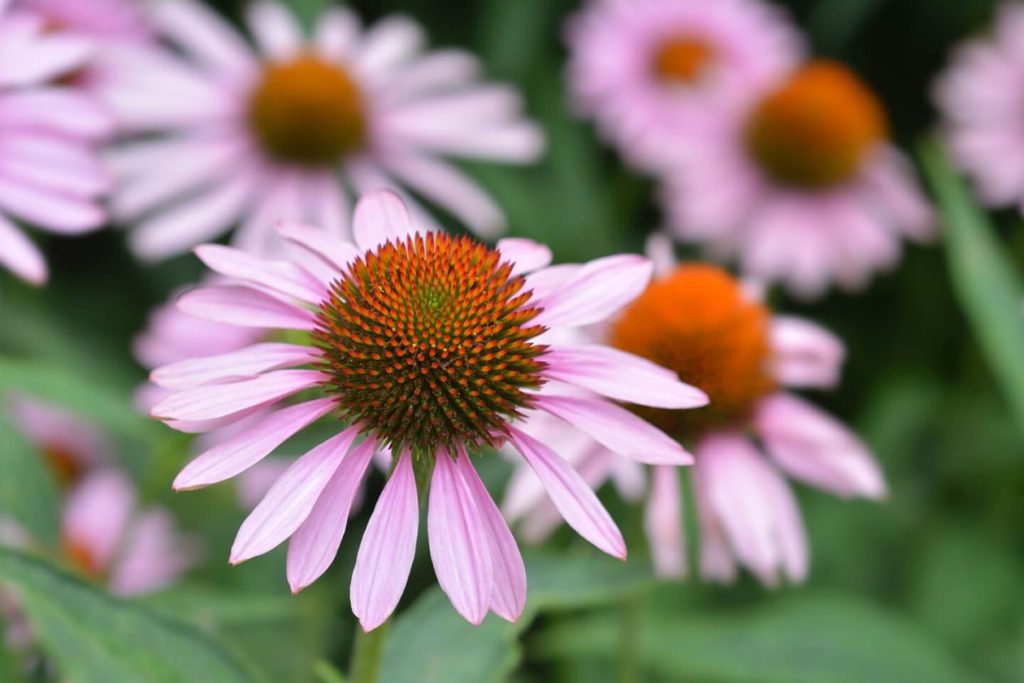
[1,0,1023,682]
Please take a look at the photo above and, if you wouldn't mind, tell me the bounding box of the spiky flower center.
[744,60,886,189]
[62,536,103,582]
[247,54,366,166]
[609,265,775,441]
[42,444,84,489]
[313,233,547,453]
[653,37,713,84]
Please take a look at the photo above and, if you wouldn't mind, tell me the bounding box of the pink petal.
[428,451,493,625]
[151,0,257,80]
[535,393,693,465]
[352,189,417,253]
[645,465,685,579]
[245,1,302,60]
[177,285,315,330]
[770,316,845,389]
[194,244,326,304]
[455,449,526,623]
[496,237,552,275]
[754,393,886,499]
[544,345,708,409]
[230,426,360,563]
[151,343,317,390]
[533,255,652,328]
[351,450,419,631]
[174,398,335,490]
[62,471,136,570]
[507,426,626,559]
[277,221,358,273]
[0,177,104,233]
[0,89,113,140]
[151,369,326,422]
[286,438,377,592]
[0,212,46,284]
[109,510,199,597]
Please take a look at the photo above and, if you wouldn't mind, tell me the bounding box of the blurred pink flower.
[506,257,885,586]
[0,1,112,284]
[660,60,933,298]
[934,3,1024,212]
[15,0,151,42]
[106,0,544,262]
[565,0,803,170]
[148,190,707,630]
[8,396,110,487]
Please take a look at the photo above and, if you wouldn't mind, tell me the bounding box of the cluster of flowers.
[2,0,1020,634]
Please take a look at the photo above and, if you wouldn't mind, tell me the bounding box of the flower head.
[661,59,934,298]
[565,0,803,170]
[934,3,1024,212]
[150,190,707,630]
[8,396,111,488]
[0,1,111,284]
[107,0,544,261]
[506,253,885,586]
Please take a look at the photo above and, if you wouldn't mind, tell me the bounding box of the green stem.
[349,621,390,683]
[616,592,643,683]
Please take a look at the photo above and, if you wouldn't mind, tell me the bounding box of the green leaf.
[0,357,156,443]
[919,139,1024,435]
[376,551,651,683]
[0,549,258,683]
[535,593,981,683]
[0,411,58,544]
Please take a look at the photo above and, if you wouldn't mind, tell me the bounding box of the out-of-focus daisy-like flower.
[148,190,707,630]
[934,3,1024,213]
[661,60,934,298]
[565,0,803,170]
[8,396,111,488]
[107,0,544,261]
[506,253,885,585]
[0,0,112,284]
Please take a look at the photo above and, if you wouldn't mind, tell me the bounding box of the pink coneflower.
[8,396,110,488]
[661,60,934,298]
[934,4,1024,213]
[565,0,803,170]
[60,470,199,596]
[0,0,112,284]
[107,0,543,261]
[506,260,885,585]
[148,190,707,630]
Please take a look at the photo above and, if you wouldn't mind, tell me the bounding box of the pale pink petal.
[353,15,423,77]
[496,238,552,276]
[245,1,303,61]
[314,7,360,62]
[0,34,92,87]
[151,343,318,390]
[351,188,417,253]
[507,426,626,559]
[351,450,419,632]
[231,426,361,563]
[151,0,257,80]
[535,393,693,465]
[174,398,335,490]
[277,221,359,272]
[754,393,886,499]
[152,369,326,422]
[0,213,46,284]
[428,452,493,625]
[177,285,316,330]
[454,448,526,623]
[0,89,113,140]
[62,470,136,570]
[544,345,708,409]
[533,255,652,327]
[109,510,200,597]
[286,438,377,592]
[645,465,685,578]
[770,316,845,389]
[0,177,103,233]
[194,244,326,304]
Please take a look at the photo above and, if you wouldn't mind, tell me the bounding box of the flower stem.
[349,621,390,683]
[616,592,643,683]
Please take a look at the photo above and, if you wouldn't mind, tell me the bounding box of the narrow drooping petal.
[508,426,626,559]
[194,245,326,304]
[544,345,708,409]
[173,398,335,490]
[152,369,326,422]
[535,394,693,465]
[277,221,359,272]
[645,465,685,578]
[151,343,316,389]
[287,438,377,592]
[428,452,493,625]
[352,189,417,253]
[533,255,652,327]
[754,393,886,499]
[770,316,845,389]
[496,237,552,276]
[351,451,419,631]
[177,285,316,330]
[231,426,360,563]
[455,449,526,622]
